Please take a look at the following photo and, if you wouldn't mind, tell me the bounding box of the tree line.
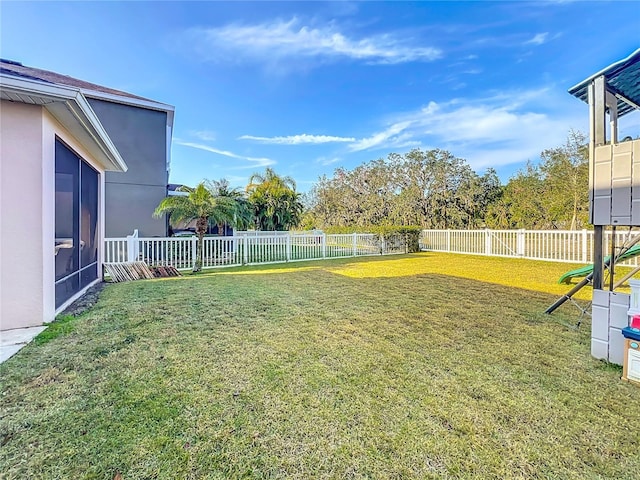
[304,131,589,231]
[154,131,589,271]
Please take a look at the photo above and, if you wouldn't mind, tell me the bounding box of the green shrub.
[391,226,421,253]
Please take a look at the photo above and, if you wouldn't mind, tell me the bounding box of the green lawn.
[1,253,639,479]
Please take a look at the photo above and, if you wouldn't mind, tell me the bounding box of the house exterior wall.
[105,183,168,237]
[87,98,168,237]
[0,100,107,330]
[0,101,45,330]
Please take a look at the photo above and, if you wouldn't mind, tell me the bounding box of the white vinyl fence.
[104,232,408,271]
[419,229,640,267]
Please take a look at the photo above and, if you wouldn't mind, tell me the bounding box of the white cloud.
[239,133,355,144]
[316,156,342,166]
[525,32,549,45]
[185,18,442,65]
[190,130,217,141]
[342,90,586,169]
[176,141,275,169]
[348,121,413,151]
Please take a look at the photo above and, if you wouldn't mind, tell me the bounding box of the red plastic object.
[631,315,640,329]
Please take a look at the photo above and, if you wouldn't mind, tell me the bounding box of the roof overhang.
[568,48,640,117]
[0,74,127,172]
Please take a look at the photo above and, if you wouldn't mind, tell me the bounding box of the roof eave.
[0,74,127,172]
[63,93,129,172]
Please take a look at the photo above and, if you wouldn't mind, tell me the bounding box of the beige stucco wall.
[0,100,107,330]
[0,100,45,329]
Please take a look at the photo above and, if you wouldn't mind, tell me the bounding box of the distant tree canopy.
[305,131,590,231]
[160,133,589,238]
[485,130,589,230]
[306,148,501,230]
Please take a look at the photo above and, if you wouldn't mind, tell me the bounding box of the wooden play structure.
[548,49,640,365]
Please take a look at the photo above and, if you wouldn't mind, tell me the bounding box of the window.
[55,139,99,308]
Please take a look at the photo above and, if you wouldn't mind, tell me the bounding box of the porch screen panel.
[80,162,99,289]
[55,139,100,308]
[55,142,79,282]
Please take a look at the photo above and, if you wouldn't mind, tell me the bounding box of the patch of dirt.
[61,282,107,317]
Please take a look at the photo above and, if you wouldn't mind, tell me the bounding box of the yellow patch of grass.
[329,252,602,300]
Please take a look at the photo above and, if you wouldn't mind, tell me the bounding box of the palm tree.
[246,167,297,192]
[154,183,234,272]
[246,168,303,231]
[206,179,253,233]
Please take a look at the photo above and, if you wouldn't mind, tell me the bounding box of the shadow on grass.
[176,252,595,303]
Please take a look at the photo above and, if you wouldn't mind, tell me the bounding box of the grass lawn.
[1,253,639,479]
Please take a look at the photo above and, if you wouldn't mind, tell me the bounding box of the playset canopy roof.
[569,48,640,117]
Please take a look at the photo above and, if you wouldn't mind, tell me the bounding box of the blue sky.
[2,1,639,191]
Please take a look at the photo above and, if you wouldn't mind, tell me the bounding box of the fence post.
[485,229,492,256]
[353,233,357,256]
[233,236,238,264]
[126,235,135,262]
[125,229,140,262]
[243,236,249,265]
[517,229,525,257]
[286,234,291,262]
[446,230,451,252]
[582,229,588,263]
[381,235,386,255]
[191,236,197,269]
[322,234,327,259]
[133,229,139,259]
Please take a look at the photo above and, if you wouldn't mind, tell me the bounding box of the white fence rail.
[419,229,640,266]
[104,232,407,271]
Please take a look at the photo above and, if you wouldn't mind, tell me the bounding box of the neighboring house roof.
[0,72,127,172]
[569,48,640,117]
[0,59,175,126]
[167,183,190,197]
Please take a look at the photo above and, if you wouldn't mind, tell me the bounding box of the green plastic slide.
[558,244,640,284]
